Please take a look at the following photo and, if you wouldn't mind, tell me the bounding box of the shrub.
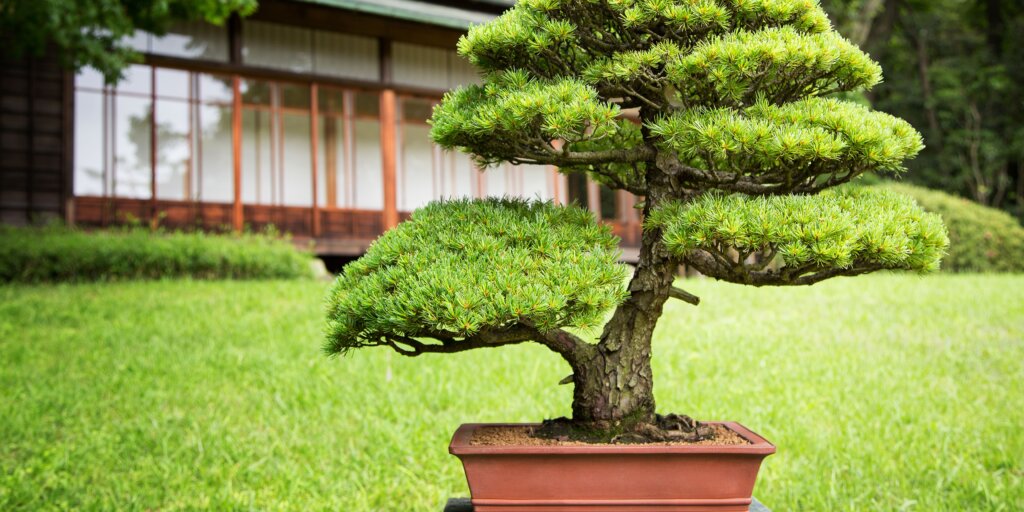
[877,182,1024,272]
[0,225,315,283]
[325,0,947,439]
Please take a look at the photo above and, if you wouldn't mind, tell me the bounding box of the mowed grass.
[1,274,1022,511]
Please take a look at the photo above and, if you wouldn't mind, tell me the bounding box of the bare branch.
[375,322,592,363]
[668,286,700,306]
[683,248,886,287]
[657,151,866,196]
[378,325,537,358]
[521,145,656,167]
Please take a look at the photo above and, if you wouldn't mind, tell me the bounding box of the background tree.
[820,0,1024,221]
[0,0,257,84]
[326,0,948,438]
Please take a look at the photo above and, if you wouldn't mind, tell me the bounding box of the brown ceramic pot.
[450,422,775,512]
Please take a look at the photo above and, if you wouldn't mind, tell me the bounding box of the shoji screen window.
[153,68,192,201]
[483,163,556,201]
[239,80,314,207]
[244,20,381,82]
[195,74,234,203]
[397,96,478,211]
[316,88,383,210]
[280,84,313,206]
[352,93,383,210]
[398,97,435,211]
[73,66,238,203]
[73,68,108,197]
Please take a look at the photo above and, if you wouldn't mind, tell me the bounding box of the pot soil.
[450,422,775,512]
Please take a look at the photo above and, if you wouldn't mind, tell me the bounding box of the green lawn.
[1,275,1022,511]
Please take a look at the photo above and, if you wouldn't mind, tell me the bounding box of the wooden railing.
[72,196,642,258]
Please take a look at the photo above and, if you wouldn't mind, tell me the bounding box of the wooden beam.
[379,38,393,84]
[617,190,633,224]
[142,54,451,98]
[310,83,321,236]
[251,0,465,49]
[380,88,398,230]
[228,14,243,65]
[231,75,243,232]
[324,115,338,207]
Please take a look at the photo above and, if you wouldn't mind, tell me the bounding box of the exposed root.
[531,414,716,444]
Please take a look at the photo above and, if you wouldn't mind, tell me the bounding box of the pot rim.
[449,421,776,456]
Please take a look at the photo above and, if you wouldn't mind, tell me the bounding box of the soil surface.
[471,418,750,447]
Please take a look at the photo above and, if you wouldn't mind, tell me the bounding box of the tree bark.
[568,177,678,427]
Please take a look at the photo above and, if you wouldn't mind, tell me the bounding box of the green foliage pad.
[650,187,949,282]
[325,199,629,355]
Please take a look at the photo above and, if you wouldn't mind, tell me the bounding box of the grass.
[1,274,1021,511]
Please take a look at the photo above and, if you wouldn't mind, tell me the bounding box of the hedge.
[0,225,316,283]
[877,182,1024,273]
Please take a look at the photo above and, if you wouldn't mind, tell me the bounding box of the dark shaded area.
[319,254,359,274]
[821,0,1024,221]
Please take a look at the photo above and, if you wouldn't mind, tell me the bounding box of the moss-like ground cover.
[1,275,1021,510]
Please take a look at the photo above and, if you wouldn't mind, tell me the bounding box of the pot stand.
[444,497,770,512]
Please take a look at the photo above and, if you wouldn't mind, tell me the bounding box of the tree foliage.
[325,199,628,357]
[819,0,1024,220]
[330,0,948,352]
[649,97,923,194]
[649,187,947,285]
[0,0,256,83]
[326,0,949,426]
[429,0,929,201]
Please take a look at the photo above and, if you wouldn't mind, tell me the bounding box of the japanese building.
[0,0,641,257]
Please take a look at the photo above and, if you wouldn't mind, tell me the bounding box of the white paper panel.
[393,42,448,90]
[314,31,379,81]
[244,21,313,73]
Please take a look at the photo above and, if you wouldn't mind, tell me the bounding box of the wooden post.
[548,140,562,204]
[310,83,321,236]
[586,177,601,217]
[228,14,243,65]
[231,75,243,232]
[150,66,158,229]
[62,69,75,225]
[379,39,398,230]
[380,89,398,230]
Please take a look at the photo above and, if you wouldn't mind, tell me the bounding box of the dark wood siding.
[0,48,71,225]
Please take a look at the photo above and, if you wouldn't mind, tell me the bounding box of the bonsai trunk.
[569,191,678,429]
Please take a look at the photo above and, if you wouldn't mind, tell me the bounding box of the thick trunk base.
[566,187,677,433]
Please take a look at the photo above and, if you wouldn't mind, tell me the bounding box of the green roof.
[299,0,506,30]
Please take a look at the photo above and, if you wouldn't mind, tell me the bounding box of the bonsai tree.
[325,0,948,440]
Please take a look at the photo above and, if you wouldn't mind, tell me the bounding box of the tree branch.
[375,322,592,363]
[657,151,865,196]
[533,326,590,356]
[683,248,887,287]
[520,145,656,167]
[379,325,537,357]
[668,286,700,306]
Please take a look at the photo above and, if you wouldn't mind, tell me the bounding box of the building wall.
[0,47,71,225]
[1,1,641,255]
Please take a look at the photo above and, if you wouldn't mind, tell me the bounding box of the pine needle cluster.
[325,199,629,355]
[649,188,948,283]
